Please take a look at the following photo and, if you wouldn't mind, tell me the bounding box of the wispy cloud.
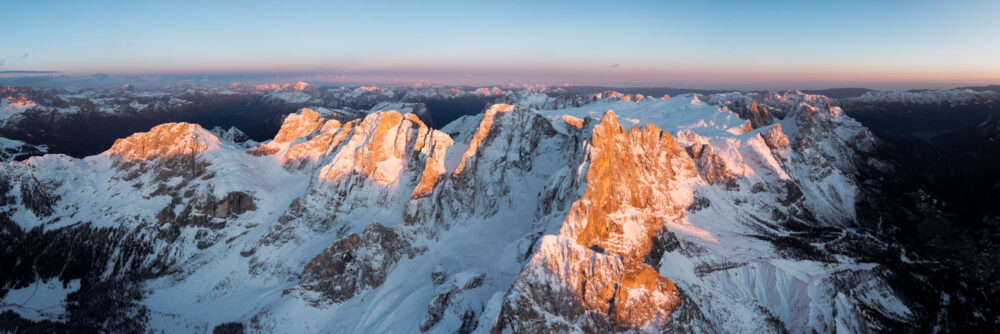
[21,53,29,59]
[609,64,619,68]
[0,70,60,74]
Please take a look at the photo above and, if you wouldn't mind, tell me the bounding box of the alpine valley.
[1,84,998,333]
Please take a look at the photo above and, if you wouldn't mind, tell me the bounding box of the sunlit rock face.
[271,107,328,144]
[499,236,682,332]
[250,107,453,202]
[471,87,505,96]
[315,111,450,188]
[106,122,220,162]
[569,112,693,263]
[254,81,310,91]
[498,111,698,332]
[759,123,790,150]
[4,95,37,110]
[0,91,931,333]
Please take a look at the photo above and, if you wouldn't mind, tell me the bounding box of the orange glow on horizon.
[22,60,1000,90]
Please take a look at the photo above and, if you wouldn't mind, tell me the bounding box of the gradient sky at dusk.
[2,0,999,89]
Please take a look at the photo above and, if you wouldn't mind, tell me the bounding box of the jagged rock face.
[280,121,348,169]
[406,103,570,230]
[712,98,775,129]
[593,91,646,103]
[759,123,790,150]
[498,111,695,332]
[687,144,739,186]
[317,112,449,189]
[300,223,422,303]
[500,237,682,333]
[570,112,693,260]
[254,109,453,261]
[263,108,452,196]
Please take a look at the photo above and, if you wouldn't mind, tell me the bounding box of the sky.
[2,0,999,89]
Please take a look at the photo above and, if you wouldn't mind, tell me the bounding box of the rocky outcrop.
[687,144,740,186]
[212,191,256,218]
[499,237,682,332]
[419,271,486,332]
[300,223,423,303]
[210,126,256,148]
[727,100,775,129]
[759,123,790,150]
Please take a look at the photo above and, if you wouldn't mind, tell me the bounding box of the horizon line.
[0,71,997,92]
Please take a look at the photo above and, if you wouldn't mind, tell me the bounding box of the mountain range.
[1,84,998,333]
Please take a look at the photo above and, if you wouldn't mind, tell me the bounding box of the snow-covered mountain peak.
[286,81,311,91]
[593,90,646,102]
[254,81,312,91]
[1,93,39,123]
[243,107,453,203]
[3,96,36,110]
[255,83,283,90]
[105,122,221,162]
[842,88,998,104]
[272,108,328,144]
[313,109,451,189]
[471,87,506,96]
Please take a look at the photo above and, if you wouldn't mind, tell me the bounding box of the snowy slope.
[0,137,47,162]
